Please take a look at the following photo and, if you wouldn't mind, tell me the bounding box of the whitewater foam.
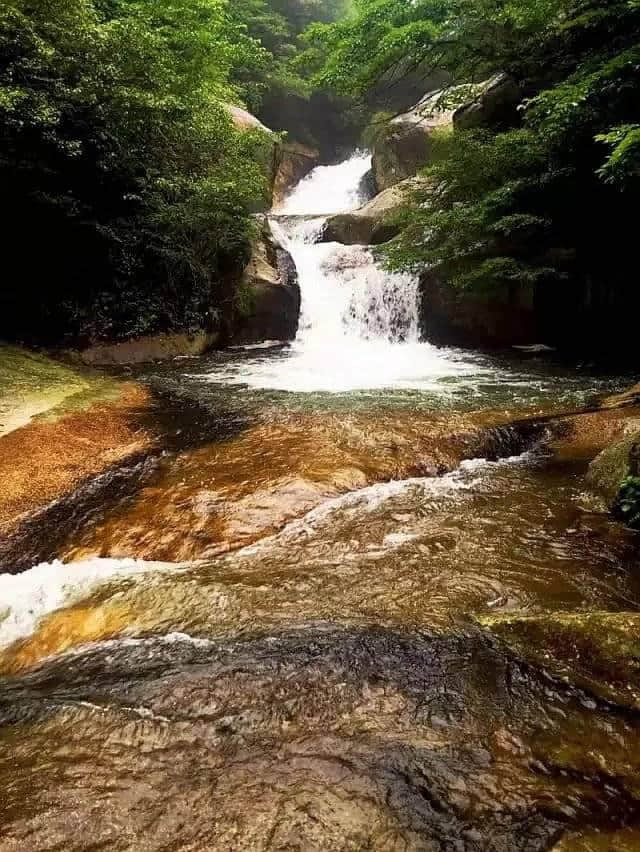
[276,151,372,215]
[236,454,532,556]
[0,557,178,649]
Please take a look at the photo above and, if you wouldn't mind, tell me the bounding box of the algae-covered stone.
[586,424,640,505]
[478,611,640,710]
[0,344,117,436]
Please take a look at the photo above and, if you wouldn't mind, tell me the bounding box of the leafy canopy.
[308,0,640,308]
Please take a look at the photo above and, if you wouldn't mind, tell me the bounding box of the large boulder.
[372,90,455,191]
[273,142,320,208]
[321,177,428,245]
[371,74,522,191]
[452,73,521,131]
[232,217,300,344]
[419,266,538,347]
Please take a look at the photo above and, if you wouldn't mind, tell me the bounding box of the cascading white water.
[277,151,372,216]
[206,152,484,392]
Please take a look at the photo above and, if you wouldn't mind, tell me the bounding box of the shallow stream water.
[1,154,640,851]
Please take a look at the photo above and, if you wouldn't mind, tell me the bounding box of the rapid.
[1,154,640,852]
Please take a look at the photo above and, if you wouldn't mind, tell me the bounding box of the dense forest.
[306,0,640,353]
[0,0,350,345]
[2,0,639,352]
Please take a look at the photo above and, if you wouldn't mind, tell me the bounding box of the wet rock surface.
[4,155,640,852]
[2,626,640,851]
[479,611,640,710]
[273,141,320,206]
[322,177,428,246]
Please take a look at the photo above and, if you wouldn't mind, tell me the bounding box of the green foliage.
[596,124,640,184]
[303,0,566,96]
[229,0,353,111]
[0,0,315,344]
[613,475,640,530]
[314,0,640,311]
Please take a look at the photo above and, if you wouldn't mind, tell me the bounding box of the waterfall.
[274,152,420,346]
[276,151,372,216]
[206,152,479,392]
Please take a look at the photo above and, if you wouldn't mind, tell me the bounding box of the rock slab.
[233,217,301,344]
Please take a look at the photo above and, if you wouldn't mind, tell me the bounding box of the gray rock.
[371,75,522,191]
[232,217,301,343]
[453,73,521,131]
[372,89,455,191]
[273,142,320,207]
[322,177,429,246]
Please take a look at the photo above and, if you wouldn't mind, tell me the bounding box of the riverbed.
[1,155,640,851]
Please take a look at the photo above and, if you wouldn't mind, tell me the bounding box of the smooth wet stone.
[2,626,637,850]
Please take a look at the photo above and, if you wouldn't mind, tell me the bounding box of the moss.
[586,427,640,504]
[478,611,640,709]
[233,281,258,320]
[0,345,116,437]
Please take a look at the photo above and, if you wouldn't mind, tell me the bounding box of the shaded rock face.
[273,142,320,207]
[419,267,538,347]
[322,177,428,246]
[452,73,521,131]
[258,89,363,163]
[232,217,301,344]
[357,168,378,205]
[372,75,521,191]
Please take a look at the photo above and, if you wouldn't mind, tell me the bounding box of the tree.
[0,0,269,344]
[309,0,640,351]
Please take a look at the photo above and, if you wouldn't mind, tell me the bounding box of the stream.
[2,154,640,851]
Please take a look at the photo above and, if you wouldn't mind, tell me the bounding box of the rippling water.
[2,155,640,850]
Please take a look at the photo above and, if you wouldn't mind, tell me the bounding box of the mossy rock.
[478,611,640,710]
[586,426,640,505]
[322,177,428,246]
[0,344,118,436]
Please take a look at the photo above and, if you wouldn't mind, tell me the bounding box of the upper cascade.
[276,151,372,216]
